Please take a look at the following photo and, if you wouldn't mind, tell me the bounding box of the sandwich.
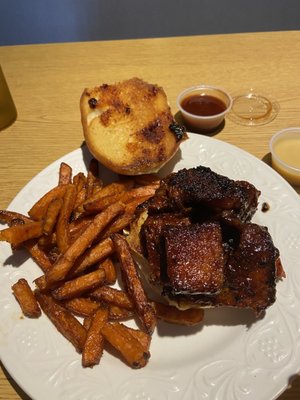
[127,165,284,316]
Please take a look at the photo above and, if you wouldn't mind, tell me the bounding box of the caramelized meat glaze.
[138,166,282,315]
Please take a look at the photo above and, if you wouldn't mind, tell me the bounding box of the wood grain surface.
[0,31,300,400]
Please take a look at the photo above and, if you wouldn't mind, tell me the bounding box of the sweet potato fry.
[84,192,124,213]
[73,189,87,214]
[24,240,53,272]
[84,185,157,214]
[108,305,134,321]
[52,268,106,301]
[101,195,152,238]
[64,297,101,317]
[119,186,157,204]
[114,323,151,353]
[154,301,204,326]
[124,196,153,214]
[9,218,25,227]
[56,184,77,253]
[101,322,150,368]
[73,172,87,188]
[35,236,113,291]
[82,307,108,367]
[83,316,92,330]
[82,180,134,213]
[112,234,156,334]
[0,221,43,247]
[45,202,124,286]
[86,158,102,198]
[73,172,87,210]
[68,216,94,242]
[12,278,41,318]
[43,198,63,236]
[86,180,134,204]
[100,257,117,285]
[2,159,168,371]
[34,274,49,291]
[0,210,32,225]
[35,291,87,353]
[38,232,57,250]
[70,237,114,277]
[58,162,72,185]
[90,286,134,310]
[47,244,60,263]
[28,184,69,221]
[102,212,135,238]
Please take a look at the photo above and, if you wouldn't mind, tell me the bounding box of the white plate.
[1,133,300,400]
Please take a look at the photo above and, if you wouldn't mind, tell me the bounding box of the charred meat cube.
[140,213,191,284]
[215,223,278,315]
[163,222,225,295]
[145,166,260,221]
[169,222,279,315]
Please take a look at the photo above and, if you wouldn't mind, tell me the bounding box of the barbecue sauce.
[181,94,226,116]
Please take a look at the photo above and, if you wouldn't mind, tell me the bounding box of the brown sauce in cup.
[181,94,226,116]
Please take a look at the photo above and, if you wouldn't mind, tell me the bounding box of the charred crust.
[149,84,159,95]
[140,120,164,144]
[169,123,187,141]
[112,98,123,111]
[157,145,166,161]
[100,109,112,126]
[139,166,279,314]
[132,361,141,368]
[88,97,98,109]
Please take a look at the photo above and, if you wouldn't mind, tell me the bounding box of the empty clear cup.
[228,88,279,126]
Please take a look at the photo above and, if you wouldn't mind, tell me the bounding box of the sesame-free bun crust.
[80,78,187,175]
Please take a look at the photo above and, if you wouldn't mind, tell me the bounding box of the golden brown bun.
[80,78,187,175]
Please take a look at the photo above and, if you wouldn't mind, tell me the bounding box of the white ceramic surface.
[1,133,300,400]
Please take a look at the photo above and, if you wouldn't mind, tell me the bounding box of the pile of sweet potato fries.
[0,159,204,369]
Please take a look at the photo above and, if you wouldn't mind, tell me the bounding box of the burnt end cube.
[164,222,225,295]
[140,213,191,284]
[217,223,277,315]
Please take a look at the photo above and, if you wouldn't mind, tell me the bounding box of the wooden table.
[0,31,300,400]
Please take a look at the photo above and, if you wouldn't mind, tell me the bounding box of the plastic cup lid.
[227,89,279,126]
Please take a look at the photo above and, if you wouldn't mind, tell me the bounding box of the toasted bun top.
[80,78,187,175]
